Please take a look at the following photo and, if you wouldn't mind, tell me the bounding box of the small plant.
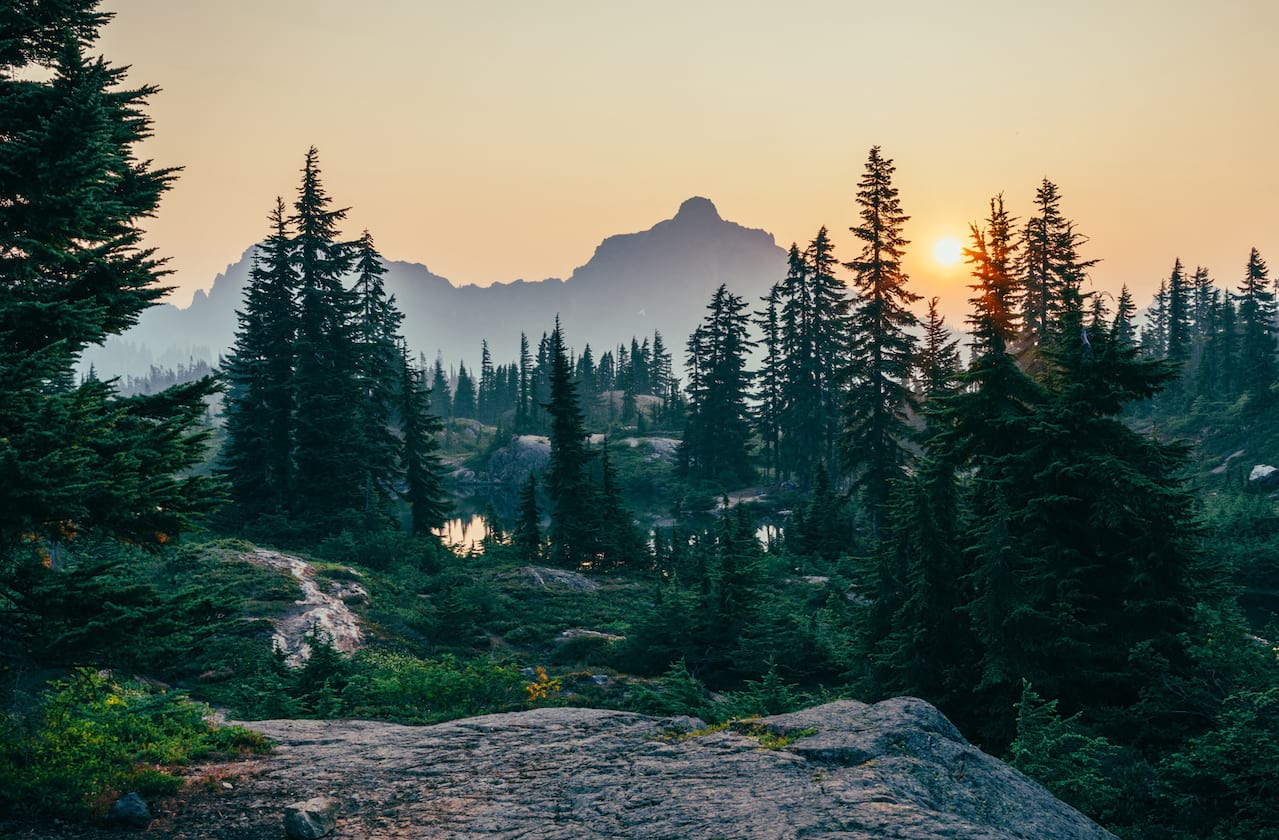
[524,666,562,702]
[748,725,817,750]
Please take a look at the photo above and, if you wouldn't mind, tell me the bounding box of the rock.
[480,434,551,484]
[518,565,600,591]
[224,700,1115,839]
[1249,464,1279,489]
[556,627,624,643]
[283,796,340,839]
[246,549,364,666]
[106,792,151,829]
[657,714,707,734]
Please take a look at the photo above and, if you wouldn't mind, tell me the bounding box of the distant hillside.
[84,197,788,376]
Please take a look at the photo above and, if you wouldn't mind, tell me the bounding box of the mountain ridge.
[84,197,787,376]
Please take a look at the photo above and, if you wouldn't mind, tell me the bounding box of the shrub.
[0,670,268,818]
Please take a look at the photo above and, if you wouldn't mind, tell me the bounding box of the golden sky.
[100,0,1278,319]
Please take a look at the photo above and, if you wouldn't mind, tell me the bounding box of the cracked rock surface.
[1,698,1114,839]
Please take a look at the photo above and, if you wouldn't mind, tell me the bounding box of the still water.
[436,513,780,555]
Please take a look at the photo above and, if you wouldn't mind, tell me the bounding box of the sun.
[932,236,964,267]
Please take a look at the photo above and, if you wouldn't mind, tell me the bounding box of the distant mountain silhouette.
[84,197,788,376]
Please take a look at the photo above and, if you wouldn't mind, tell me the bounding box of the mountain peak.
[675,196,720,222]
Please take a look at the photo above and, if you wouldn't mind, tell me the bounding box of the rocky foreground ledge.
[7,698,1115,839]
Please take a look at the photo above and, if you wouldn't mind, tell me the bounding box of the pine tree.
[352,229,403,516]
[1,2,219,597]
[513,474,541,562]
[429,355,451,418]
[1235,247,1277,402]
[753,284,784,481]
[398,346,447,535]
[544,318,596,567]
[1111,285,1137,349]
[1164,258,1193,363]
[680,285,755,484]
[477,340,496,423]
[220,198,297,521]
[594,439,644,569]
[516,332,533,430]
[453,361,476,418]
[778,243,818,484]
[1016,180,1099,350]
[841,146,919,534]
[916,296,961,405]
[289,147,361,528]
[806,226,851,474]
[1141,279,1168,359]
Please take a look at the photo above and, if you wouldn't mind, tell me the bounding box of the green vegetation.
[0,671,267,819]
[4,4,1279,837]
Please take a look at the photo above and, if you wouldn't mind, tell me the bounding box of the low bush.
[0,670,268,818]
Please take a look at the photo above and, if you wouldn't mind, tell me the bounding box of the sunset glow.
[932,237,963,267]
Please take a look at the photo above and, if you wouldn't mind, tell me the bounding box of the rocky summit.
[24,697,1112,839]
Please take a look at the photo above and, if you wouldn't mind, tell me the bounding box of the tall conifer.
[841,146,919,534]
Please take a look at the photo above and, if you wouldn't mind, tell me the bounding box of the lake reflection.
[436,514,489,552]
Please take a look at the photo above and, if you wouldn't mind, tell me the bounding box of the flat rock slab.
[0,699,1114,839]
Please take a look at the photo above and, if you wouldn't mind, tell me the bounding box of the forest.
[3,3,1279,839]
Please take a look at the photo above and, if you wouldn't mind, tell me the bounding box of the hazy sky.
[99,0,1278,319]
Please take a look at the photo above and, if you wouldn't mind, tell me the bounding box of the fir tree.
[477,340,496,423]
[680,285,755,484]
[513,474,541,562]
[916,296,961,404]
[220,198,297,521]
[1,1,219,609]
[397,346,447,535]
[429,355,451,418]
[352,229,403,516]
[1235,247,1277,402]
[753,284,784,481]
[1164,257,1193,363]
[841,146,919,534]
[544,318,596,567]
[516,332,533,430]
[289,147,361,528]
[453,361,477,419]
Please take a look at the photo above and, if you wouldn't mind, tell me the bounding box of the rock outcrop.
[0,698,1115,839]
[245,549,365,665]
[71,698,1108,839]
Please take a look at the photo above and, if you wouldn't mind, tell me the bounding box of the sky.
[98,0,1279,320]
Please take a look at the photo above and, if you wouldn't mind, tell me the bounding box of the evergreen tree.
[1235,247,1277,402]
[1141,279,1168,359]
[593,439,644,569]
[1017,180,1099,351]
[397,346,447,535]
[220,198,297,521]
[352,229,403,516]
[680,285,755,484]
[516,332,533,430]
[452,361,476,419]
[1110,285,1137,349]
[1164,257,1193,363]
[544,318,596,567]
[805,226,851,473]
[289,147,361,528]
[477,340,496,423]
[916,296,961,404]
[513,474,541,562]
[575,343,597,406]
[1,1,219,604]
[841,146,919,534]
[753,284,783,481]
[429,355,451,418]
[651,331,673,403]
